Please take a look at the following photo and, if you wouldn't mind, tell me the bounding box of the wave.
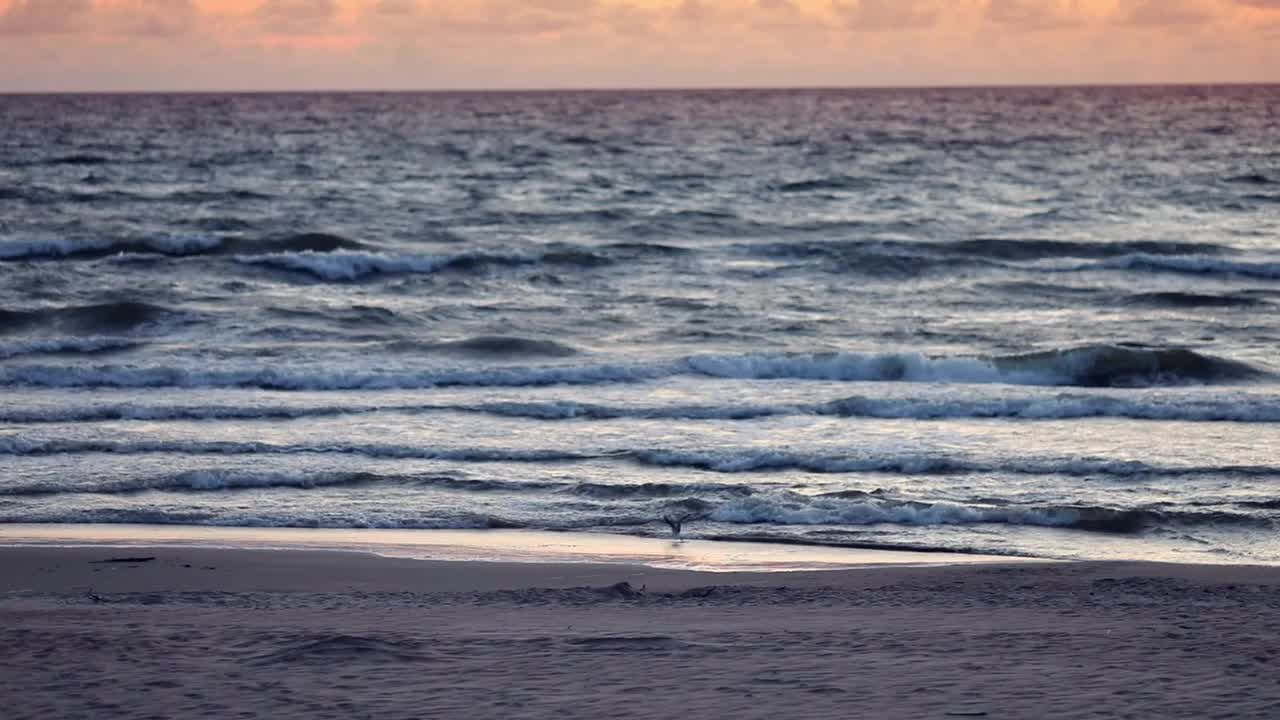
[230,232,369,254]
[988,345,1261,387]
[0,336,141,360]
[424,336,580,358]
[9,390,1280,425]
[237,246,617,281]
[0,470,389,496]
[632,449,1187,477]
[601,242,691,256]
[706,496,1092,531]
[0,437,612,463]
[704,496,1271,534]
[2,484,1266,538]
[945,238,1220,261]
[0,232,373,262]
[747,238,1230,264]
[0,507,532,531]
[0,301,177,335]
[265,303,407,328]
[165,189,274,203]
[236,249,547,280]
[568,481,753,499]
[1126,291,1267,309]
[773,176,872,193]
[2,438,1275,480]
[0,235,224,261]
[1226,173,1276,186]
[0,403,378,424]
[0,469,752,499]
[686,345,1261,388]
[238,250,463,280]
[0,470,564,497]
[0,345,1261,390]
[1090,254,1280,280]
[35,154,112,167]
[0,360,675,390]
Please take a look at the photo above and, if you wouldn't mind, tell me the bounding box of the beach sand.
[2,542,1279,719]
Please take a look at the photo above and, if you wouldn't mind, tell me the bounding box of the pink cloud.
[0,0,91,35]
[837,0,940,32]
[1119,0,1214,27]
[986,0,1087,30]
[110,0,200,38]
[258,0,338,35]
[369,0,598,36]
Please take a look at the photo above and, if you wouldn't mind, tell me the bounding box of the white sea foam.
[234,250,460,281]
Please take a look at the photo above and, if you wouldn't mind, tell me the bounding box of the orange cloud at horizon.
[0,0,1276,91]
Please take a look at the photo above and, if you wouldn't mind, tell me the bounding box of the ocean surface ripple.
[2,86,1279,563]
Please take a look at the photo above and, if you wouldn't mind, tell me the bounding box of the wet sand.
[2,544,1279,719]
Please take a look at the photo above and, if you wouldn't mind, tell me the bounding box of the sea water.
[2,86,1278,563]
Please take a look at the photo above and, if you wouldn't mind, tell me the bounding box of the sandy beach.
[3,540,1279,719]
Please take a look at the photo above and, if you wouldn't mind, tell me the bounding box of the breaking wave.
[688,345,1262,388]
[0,345,1261,390]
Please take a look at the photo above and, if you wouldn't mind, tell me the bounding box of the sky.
[0,0,1277,91]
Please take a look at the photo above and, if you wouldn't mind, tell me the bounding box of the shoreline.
[0,523,1043,573]
[4,544,1280,718]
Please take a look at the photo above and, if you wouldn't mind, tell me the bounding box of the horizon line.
[2,80,1278,96]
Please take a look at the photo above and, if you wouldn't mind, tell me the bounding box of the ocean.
[1,86,1278,564]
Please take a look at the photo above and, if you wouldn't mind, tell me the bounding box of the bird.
[662,512,700,539]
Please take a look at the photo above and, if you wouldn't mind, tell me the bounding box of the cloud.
[0,0,91,35]
[837,0,940,31]
[749,0,827,30]
[258,0,338,35]
[986,0,1087,30]
[106,0,200,38]
[372,0,598,35]
[1118,0,1214,27]
[372,0,420,14]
